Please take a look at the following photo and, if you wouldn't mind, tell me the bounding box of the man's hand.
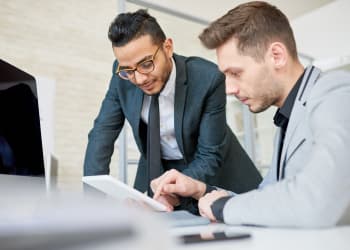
[198,190,230,221]
[151,169,206,201]
[156,194,180,212]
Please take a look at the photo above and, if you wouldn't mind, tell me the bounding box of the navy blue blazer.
[84,54,261,194]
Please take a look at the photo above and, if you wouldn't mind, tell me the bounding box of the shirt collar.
[273,70,305,129]
[160,57,176,98]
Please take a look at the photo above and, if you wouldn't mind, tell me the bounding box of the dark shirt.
[210,70,305,222]
[273,70,305,179]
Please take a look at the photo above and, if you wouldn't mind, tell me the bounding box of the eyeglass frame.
[116,45,162,80]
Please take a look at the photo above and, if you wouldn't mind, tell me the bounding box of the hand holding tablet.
[82,175,215,227]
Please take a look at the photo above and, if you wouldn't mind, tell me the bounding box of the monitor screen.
[0,59,45,176]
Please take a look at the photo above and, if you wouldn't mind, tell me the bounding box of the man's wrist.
[192,180,206,200]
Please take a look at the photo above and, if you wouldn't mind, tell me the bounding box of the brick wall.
[0,0,124,188]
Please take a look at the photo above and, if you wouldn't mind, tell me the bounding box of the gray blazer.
[84,54,262,198]
[223,66,350,227]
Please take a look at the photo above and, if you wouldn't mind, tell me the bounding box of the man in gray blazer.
[83,9,261,213]
[152,1,350,227]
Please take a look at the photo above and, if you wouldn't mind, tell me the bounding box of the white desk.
[1,175,348,250]
[169,223,350,250]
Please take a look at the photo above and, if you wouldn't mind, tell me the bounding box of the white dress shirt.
[141,58,183,160]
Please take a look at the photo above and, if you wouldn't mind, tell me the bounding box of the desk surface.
[1,175,349,250]
[169,223,350,250]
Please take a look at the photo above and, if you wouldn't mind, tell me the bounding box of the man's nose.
[134,71,148,85]
[225,81,239,96]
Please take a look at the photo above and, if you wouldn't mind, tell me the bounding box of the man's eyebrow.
[220,67,230,74]
[222,67,241,73]
[119,55,153,70]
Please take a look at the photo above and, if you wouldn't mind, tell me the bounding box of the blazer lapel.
[173,54,188,158]
[270,128,283,183]
[278,65,322,179]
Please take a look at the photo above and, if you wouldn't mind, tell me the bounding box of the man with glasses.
[84,9,262,213]
[116,46,161,81]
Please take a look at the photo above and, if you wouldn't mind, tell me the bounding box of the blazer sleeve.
[181,71,228,183]
[221,72,350,228]
[83,61,125,176]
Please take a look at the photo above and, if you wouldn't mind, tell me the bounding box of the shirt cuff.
[210,196,231,222]
[204,184,217,195]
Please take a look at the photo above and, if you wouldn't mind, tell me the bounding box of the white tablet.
[82,175,167,212]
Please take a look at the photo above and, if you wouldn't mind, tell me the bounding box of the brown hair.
[199,1,298,61]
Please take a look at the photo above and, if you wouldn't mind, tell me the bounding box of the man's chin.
[249,104,270,114]
[142,87,161,96]
[143,89,157,96]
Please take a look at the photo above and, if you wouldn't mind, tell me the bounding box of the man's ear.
[267,42,287,69]
[163,38,174,58]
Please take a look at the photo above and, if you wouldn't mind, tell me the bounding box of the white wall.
[292,0,350,70]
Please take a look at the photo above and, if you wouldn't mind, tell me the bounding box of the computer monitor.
[0,59,45,176]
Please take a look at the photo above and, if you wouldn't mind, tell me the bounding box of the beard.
[249,92,279,113]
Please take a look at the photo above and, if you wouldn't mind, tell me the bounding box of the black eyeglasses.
[116,46,161,80]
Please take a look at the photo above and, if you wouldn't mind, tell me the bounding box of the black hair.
[108,9,166,47]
